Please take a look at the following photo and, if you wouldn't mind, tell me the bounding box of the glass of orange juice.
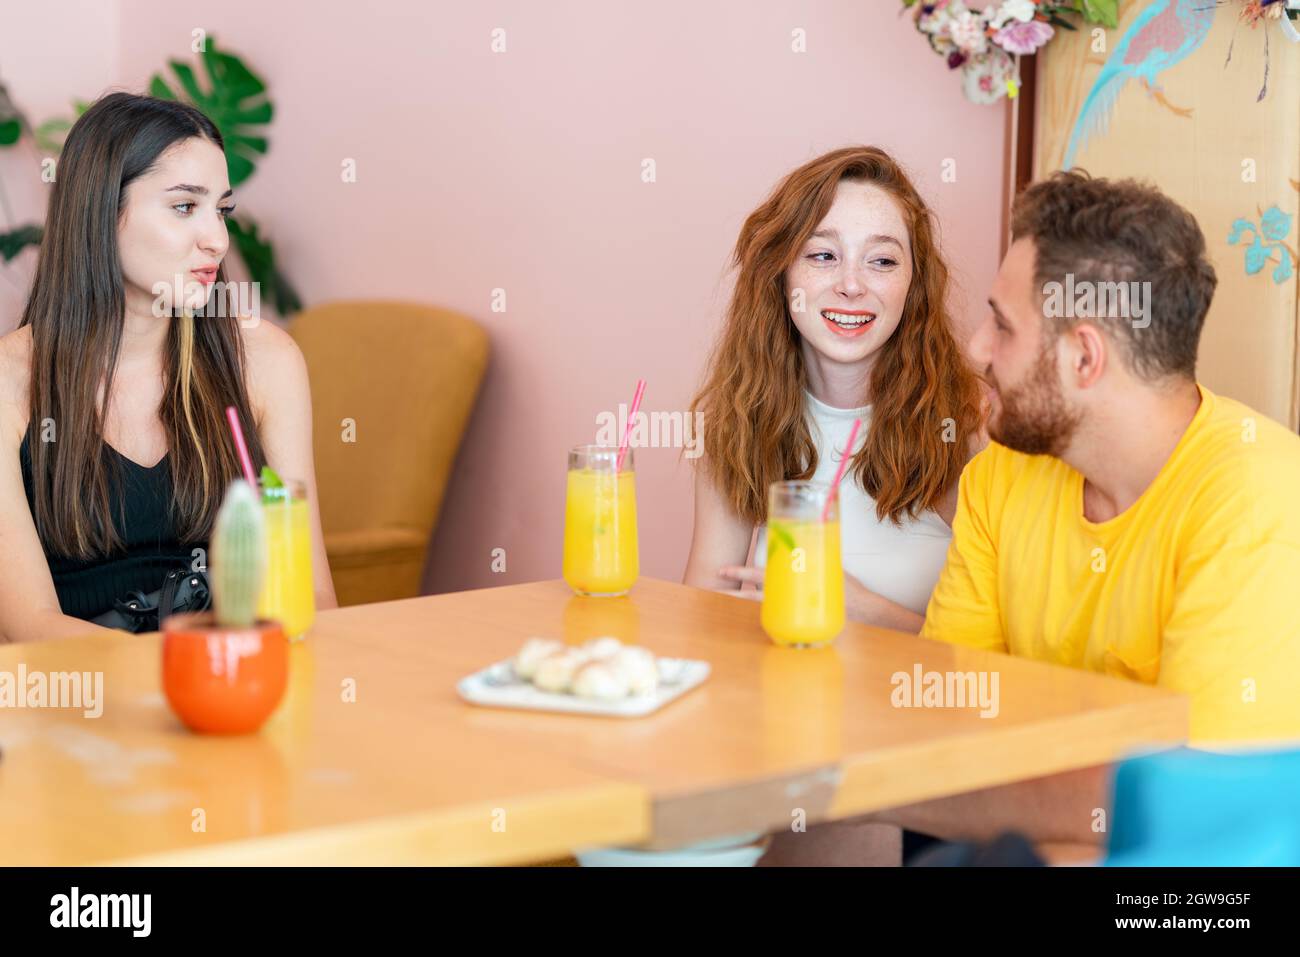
[258,477,315,641]
[562,445,639,596]
[760,480,844,647]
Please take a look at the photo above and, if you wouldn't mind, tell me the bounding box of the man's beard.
[987,345,1081,457]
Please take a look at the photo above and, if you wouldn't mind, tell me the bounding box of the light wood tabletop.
[0,622,648,866]
[0,577,1188,864]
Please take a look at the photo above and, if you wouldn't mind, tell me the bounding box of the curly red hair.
[690,146,983,526]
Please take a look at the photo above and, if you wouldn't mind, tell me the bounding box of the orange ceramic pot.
[162,612,289,734]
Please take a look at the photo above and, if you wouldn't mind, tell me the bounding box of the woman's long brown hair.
[689,146,982,526]
[20,92,266,558]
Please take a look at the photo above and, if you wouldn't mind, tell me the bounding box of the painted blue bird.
[1063,0,1218,170]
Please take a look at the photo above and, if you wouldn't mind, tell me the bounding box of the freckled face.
[783,180,912,367]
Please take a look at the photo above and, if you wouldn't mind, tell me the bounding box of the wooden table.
[0,578,1188,864]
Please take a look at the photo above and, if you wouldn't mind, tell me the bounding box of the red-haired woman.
[681,145,989,866]
[686,146,986,633]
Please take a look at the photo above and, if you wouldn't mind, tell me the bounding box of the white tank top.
[753,390,954,616]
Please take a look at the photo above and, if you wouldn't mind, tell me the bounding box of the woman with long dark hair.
[0,91,336,642]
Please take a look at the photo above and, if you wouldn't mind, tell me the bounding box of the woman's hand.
[716,564,764,599]
[716,566,924,633]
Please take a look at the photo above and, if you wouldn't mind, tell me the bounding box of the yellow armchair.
[288,301,489,606]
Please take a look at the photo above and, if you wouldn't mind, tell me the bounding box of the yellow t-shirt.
[922,384,1300,746]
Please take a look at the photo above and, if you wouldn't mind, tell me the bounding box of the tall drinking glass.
[760,481,845,647]
[562,445,639,596]
[258,477,316,641]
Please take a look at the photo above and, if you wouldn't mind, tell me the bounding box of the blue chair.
[1105,746,1300,866]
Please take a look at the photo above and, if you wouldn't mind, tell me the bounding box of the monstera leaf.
[0,80,27,145]
[148,40,297,315]
[148,37,272,187]
[2,44,297,314]
[227,215,302,317]
[0,224,42,262]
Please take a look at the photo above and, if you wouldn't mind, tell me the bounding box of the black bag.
[91,566,211,634]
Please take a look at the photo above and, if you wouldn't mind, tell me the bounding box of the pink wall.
[4,1,1006,594]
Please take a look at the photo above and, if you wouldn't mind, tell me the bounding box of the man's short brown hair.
[1010,169,1217,381]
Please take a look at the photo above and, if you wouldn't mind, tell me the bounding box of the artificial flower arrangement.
[904,1,1300,105]
[1242,0,1300,30]
[903,1,1119,104]
[1242,0,1300,32]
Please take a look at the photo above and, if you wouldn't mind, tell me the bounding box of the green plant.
[228,215,302,314]
[0,223,40,264]
[32,99,89,154]
[0,78,36,261]
[210,479,267,628]
[150,36,299,314]
[0,89,86,263]
[0,37,300,315]
[0,81,22,145]
[149,36,270,188]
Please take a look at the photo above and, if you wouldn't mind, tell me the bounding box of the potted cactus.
[162,479,289,734]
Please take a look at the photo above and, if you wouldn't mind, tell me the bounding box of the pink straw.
[225,405,258,487]
[822,417,862,521]
[616,379,646,472]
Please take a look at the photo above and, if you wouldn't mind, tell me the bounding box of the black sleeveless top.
[19,428,207,621]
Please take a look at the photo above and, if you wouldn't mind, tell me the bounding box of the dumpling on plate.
[514,637,564,679]
[572,660,631,700]
[581,636,624,661]
[607,646,659,696]
[533,649,586,693]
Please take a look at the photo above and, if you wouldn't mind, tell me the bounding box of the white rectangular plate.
[457,657,710,718]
